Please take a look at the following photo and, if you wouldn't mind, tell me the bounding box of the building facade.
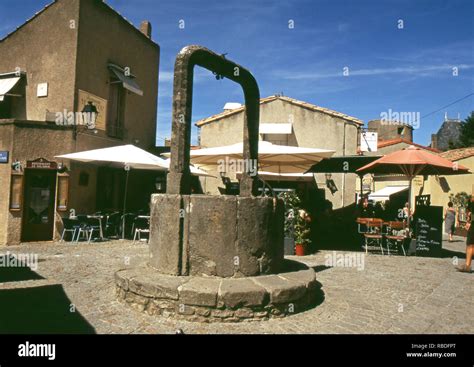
[0,0,160,245]
[196,95,363,209]
[367,119,414,142]
[425,147,474,208]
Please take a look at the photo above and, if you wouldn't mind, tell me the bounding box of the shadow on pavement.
[0,284,96,334]
[311,281,325,309]
[0,255,95,334]
[0,255,45,283]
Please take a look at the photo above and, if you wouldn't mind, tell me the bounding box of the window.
[57,175,69,211]
[9,173,23,211]
[262,133,289,146]
[107,76,126,139]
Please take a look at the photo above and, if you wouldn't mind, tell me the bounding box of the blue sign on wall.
[0,151,9,163]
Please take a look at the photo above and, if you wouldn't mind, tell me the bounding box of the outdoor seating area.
[60,211,150,244]
[356,217,408,255]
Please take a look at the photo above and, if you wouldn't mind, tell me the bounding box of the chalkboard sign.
[416,194,431,207]
[414,205,443,255]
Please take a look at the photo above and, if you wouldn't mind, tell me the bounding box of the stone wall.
[115,265,320,323]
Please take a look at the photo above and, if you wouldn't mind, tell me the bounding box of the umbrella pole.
[407,176,413,233]
[122,169,130,240]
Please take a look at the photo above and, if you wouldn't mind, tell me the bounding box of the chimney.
[140,21,152,39]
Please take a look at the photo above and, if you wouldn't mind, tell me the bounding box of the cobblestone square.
[1,236,472,334]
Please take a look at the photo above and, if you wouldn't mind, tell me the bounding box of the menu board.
[414,205,443,255]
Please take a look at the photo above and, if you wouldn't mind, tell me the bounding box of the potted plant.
[279,191,312,256]
[450,191,471,236]
[294,209,311,256]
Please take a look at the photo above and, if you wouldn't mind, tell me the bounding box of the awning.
[306,155,382,174]
[369,185,408,202]
[0,76,21,102]
[108,64,143,96]
[260,123,292,134]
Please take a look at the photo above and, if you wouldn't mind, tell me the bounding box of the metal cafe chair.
[74,215,90,243]
[86,216,102,244]
[60,217,81,243]
[384,221,407,256]
[120,213,137,239]
[356,217,370,234]
[132,216,150,244]
[105,212,121,238]
[363,218,384,254]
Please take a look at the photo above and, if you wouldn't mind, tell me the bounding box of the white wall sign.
[360,132,378,152]
[37,83,48,97]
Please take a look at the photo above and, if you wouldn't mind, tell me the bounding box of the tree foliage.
[458,111,474,148]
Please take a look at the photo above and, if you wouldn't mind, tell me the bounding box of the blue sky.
[1,0,473,147]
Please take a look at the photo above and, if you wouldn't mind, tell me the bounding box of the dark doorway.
[21,169,57,242]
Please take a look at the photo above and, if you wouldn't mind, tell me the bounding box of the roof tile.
[377,138,440,153]
[439,147,474,161]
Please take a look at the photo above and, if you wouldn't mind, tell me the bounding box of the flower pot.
[295,243,305,256]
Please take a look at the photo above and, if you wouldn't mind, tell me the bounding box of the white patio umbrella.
[55,144,209,174]
[56,144,210,238]
[165,141,335,174]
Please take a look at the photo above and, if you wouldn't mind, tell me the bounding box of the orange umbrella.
[357,145,471,228]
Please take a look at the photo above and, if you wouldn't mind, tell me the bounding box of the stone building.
[195,95,363,209]
[431,113,463,151]
[367,119,414,142]
[0,0,160,245]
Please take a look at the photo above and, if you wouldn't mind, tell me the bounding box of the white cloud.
[280,64,474,80]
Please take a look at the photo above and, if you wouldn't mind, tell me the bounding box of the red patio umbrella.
[356,145,471,228]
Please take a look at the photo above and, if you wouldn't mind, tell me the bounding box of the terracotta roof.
[439,147,474,161]
[0,0,158,47]
[377,138,441,153]
[195,95,364,127]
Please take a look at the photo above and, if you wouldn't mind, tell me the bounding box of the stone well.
[115,45,320,322]
[148,194,284,277]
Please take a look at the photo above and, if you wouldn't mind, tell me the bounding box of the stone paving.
[0,236,472,334]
